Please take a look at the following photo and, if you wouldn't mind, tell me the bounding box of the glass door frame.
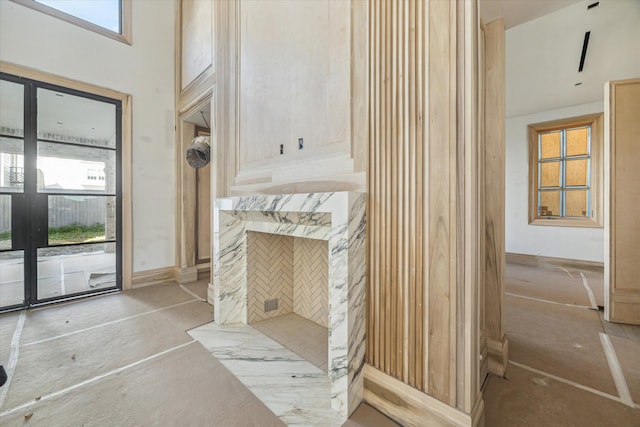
[0,72,123,311]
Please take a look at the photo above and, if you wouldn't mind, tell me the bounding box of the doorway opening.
[176,96,212,284]
[0,73,122,311]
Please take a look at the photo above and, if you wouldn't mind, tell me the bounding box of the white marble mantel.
[212,192,366,418]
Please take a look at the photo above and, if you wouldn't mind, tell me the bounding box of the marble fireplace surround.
[213,192,366,417]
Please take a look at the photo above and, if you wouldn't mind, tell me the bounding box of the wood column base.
[175,266,198,284]
[486,335,509,377]
[363,365,484,427]
[131,267,175,289]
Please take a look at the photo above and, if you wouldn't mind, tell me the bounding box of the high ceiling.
[503,0,640,117]
[481,0,582,29]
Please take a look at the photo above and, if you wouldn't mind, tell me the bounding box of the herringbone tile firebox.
[246,231,328,327]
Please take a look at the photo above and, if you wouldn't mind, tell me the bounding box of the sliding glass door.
[0,73,122,311]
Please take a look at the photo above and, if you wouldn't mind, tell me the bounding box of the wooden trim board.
[131,267,175,289]
[175,266,198,285]
[479,17,508,385]
[363,365,483,427]
[486,336,509,378]
[506,252,604,273]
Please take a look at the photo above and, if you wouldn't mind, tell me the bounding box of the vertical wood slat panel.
[367,0,435,393]
[389,0,397,377]
[416,0,425,391]
[382,0,390,374]
[401,0,410,384]
[366,0,377,368]
[407,0,417,388]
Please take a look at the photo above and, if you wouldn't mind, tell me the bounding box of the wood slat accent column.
[366,1,482,424]
[367,0,427,391]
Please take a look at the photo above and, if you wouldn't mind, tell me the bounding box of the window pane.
[540,161,561,188]
[567,127,589,157]
[566,190,589,217]
[0,250,25,307]
[0,80,23,132]
[566,159,588,187]
[0,80,25,193]
[48,196,116,245]
[540,131,561,159]
[37,142,116,194]
[37,242,116,300]
[37,88,116,149]
[0,195,11,250]
[0,139,24,193]
[539,191,561,216]
[35,0,121,33]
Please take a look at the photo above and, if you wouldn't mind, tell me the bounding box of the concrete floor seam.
[505,292,592,309]
[599,332,634,408]
[580,272,598,310]
[179,283,206,301]
[0,340,198,418]
[19,298,199,347]
[509,360,635,408]
[558,266,576,279]
[0,311,25,410]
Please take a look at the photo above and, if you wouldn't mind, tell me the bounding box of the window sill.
[529,217,602,228]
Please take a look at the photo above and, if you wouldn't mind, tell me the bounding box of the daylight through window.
[10,0,131,44]
[528,114,603,227]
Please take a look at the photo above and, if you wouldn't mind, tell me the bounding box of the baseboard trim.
[506,253,603,273]
[131,267,175,288]
[479,337,490,389]
[196,263,210,272]
[486,335,509,377]
[175,266,198,284]
[363,364,482,427]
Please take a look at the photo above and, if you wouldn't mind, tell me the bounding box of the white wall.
[0,1,175,272]
[505,102,604,262]
[504,0,640,262]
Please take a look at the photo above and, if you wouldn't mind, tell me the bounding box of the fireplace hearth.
[208,192,365,419]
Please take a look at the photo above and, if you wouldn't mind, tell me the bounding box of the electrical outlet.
[280,144,284,155]
[298,138,304,150]
[264,298,278,312]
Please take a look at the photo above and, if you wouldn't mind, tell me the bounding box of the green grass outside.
[0,223,106,245]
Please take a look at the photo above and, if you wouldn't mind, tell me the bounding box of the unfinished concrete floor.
[0,279,397,426]
[484,262,640,426]
[1,265,638,426]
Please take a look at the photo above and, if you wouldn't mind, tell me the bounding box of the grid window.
[10,0,131,44]
[528,114,603,227]
[537,126,591,218]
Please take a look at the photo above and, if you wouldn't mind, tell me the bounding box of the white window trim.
[10,0,132,45]
[528,113,604,228]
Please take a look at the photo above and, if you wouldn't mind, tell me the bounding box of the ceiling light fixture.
[578,31,591,73]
